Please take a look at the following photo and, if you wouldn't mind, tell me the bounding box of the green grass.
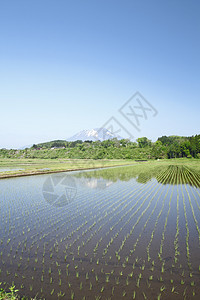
[0,158,136,178]
[0,283,36,300]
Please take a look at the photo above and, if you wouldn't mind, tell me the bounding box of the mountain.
[66,128,116,142]
[18,128,119,149]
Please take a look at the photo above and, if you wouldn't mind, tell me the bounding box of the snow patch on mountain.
[66,128,119,142]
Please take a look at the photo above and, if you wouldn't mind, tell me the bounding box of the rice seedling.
[136,278,140,288]
[122,290,126,297]
[191,281,195,286]
[100,286,104,293]
[143,292,147,299]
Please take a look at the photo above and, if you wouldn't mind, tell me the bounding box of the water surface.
[0,164,200,299]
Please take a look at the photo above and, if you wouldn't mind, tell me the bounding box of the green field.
[0,158,138,179]
[0,158,199,179]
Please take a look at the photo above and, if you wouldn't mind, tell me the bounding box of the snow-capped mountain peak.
[87,129,98,138]
[66,128,118,142]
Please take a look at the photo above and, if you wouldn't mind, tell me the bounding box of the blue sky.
[0,0,199,148]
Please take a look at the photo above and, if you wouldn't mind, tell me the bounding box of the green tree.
[137,137,151,148]
[151,141,167,159]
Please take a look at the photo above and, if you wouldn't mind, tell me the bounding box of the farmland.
[0,158,135,179]
[0,159,200,299]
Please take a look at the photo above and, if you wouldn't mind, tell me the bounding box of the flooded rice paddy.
[0,167,24,172]
[0,164,200,299]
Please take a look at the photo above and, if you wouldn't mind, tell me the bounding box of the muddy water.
[0,165,200,299]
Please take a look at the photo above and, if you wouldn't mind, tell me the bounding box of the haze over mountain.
[66,128,117,142]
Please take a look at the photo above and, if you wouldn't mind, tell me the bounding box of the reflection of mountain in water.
[79,177,114,190]
[76,164,200,188]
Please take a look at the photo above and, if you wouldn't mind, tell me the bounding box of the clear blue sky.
[0,0,199,148]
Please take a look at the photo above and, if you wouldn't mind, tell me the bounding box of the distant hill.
[25,128,118,149]
[66,128,116,142]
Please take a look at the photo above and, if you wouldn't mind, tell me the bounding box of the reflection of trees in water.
[137,172,155,184]
[76,166,139,183]
[76,164,200,188]
[75,165,162,185]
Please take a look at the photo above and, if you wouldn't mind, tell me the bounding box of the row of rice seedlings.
[1,225,37,269]
[49,179,157,294]
[173,182,180,265]
[5,193,58,252]
[125,184,166,265]
[46,180,138,268]
[187,184,200,224]
[102,180,158,259]
[156,165,175,185]
[184,167,200,206]
[157,165,178,264]
[183,166,200,188]
[43,192,96,243]
[158,185,174,262]
[184,186,200,288]
[146,185,170,262]
[181,169,200,287]
[56,182,133,245]
[73,180,147,256]
[36,177,152,278]
[142,167,176,293]
[180,173,192,270]
[8,183,197,300]
[36,189,108,254]
[122,183,165,268]
[34,187,101,241]
[0,183,101,292]
[65,182,138,256]
[0,197,30,245]
[96,186,142,239]
[81,192,137,260]
[116,182,162,255]
[102,178,155,235]
[2,173,125,253]
[183,170,200,246]
[3,180,98,296]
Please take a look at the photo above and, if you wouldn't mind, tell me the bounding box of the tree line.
[0,135,199,160]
